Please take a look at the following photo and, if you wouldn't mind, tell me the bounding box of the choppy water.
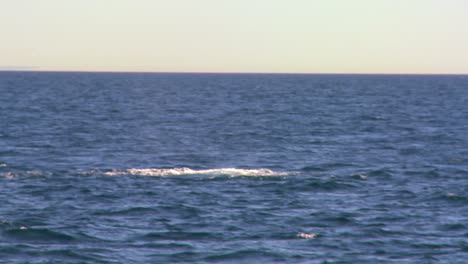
[1,72,468,263]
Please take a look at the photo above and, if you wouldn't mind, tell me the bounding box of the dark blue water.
[1,72,468,263]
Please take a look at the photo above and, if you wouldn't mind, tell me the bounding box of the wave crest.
[104,167,292,177]
[1,170,48,178]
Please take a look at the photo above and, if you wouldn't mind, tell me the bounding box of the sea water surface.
[0,72,467,263]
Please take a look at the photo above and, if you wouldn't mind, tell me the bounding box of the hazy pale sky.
[1,0,467,73]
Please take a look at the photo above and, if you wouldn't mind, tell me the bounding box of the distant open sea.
[1,72,467,263]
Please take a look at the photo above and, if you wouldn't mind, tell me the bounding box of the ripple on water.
[200,249,288,263]
[429,191,468,204]
[317,212,358,225]
[438,223,466,231]
[3,227,76,243]
[93,206,157,216]
[0,169,56,180]
[304,179,359,191]
[134,241,195,250]
[0,246,104,263]
[139,231,224,241]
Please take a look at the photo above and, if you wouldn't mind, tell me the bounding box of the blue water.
[1,72,468,263]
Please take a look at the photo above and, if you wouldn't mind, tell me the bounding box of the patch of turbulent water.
[0,167,296,178]
[103,167,295,177]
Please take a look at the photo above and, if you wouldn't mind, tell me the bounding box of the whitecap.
[1,172,15,178]
[296,232,317,239]
[0,170,48,178]
[358,174,368,179]
[104,167,293,177]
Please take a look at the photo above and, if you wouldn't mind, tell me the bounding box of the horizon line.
[0,69,467,76]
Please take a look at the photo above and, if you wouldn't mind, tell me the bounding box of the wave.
[104,167,294,177]
[0,170,49,178]
[1,167,295,178]
[3,227,76,243]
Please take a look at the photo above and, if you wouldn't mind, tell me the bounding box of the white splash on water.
[1,167,295,178]
[358,174,368,179]
[0,170,48,178]
[446,192,459,198]
[1,172,15,179]
[296,232,317,239]
[104,167,293,177]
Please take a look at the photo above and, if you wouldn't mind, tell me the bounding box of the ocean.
[0,72,467,263]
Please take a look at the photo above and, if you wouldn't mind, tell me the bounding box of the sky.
[1,0,468,74]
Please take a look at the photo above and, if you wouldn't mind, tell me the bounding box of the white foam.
[0,170,48,178]
[104,167,293,177]
[296,232,317,239]
[358,174,368,179]
[1,172,15,178]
